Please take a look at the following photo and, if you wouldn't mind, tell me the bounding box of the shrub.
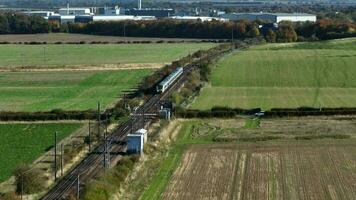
[0,192,20,200]
[14,165,46,195]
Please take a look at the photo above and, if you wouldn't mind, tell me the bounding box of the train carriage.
[156,67,183,93]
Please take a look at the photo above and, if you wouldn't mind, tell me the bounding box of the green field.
[0,69,151,112]
[0,123,81,182]
[191,38,356,110]
[0,43,215,68]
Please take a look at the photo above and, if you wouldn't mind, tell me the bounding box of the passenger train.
[156,67,184,93]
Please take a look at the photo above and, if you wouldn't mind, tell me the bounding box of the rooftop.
[228,12,316,17]
[59,8,90,11]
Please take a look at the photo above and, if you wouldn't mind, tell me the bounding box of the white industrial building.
[93,15,155,22]
[221,13,317,23]
[170,16,228,22]
[59,8,91,15]
[22,11,55,17]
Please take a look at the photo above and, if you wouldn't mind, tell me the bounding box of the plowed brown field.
[163,143,356,200]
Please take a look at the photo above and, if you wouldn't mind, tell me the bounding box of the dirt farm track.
[163,143,356,200]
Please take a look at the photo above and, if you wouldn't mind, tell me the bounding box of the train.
[156,67,184,93]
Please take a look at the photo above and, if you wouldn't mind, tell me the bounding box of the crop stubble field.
[0,69,151,112]
[141,117,356,200]
[192,38,356,110]
[164,144,356,200]
[0,123,82,182]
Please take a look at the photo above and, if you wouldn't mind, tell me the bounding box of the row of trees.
[65,19,286,40]
[65,19,355,42]
[0,11,355,42]
[0,12,49,34]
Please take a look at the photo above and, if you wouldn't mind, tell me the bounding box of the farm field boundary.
[0,33,226,44]
[177,107,356,118]
[0,62,166,72]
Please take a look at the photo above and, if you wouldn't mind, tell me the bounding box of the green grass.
[0,123,82,182]
[191,38,356,110]
[0,69,151,112]
[0,43,215,67]
[139,146,185,200]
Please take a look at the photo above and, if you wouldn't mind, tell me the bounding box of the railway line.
[41,64,196,200]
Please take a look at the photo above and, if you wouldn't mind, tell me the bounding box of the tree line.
[0,12,355,42]
[0,12,48,34]
[65,19,355,42]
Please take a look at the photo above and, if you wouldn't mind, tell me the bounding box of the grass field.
[191,38,356,110]
[0,123,82,182]
[0,69,151,112]
[140,117,356,200]
[0,43,215,68]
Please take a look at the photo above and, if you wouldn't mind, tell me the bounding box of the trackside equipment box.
[127,129,147,154]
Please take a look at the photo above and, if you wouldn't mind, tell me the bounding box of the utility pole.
[141,109,145,128]
[77,174,80,199]
[131,119,134,134]
[97,102,101,138]
[60,143,64,176]
[43,47,46,65]
[88,120,91,152]
[54,131,58,181]
[231,25,234,45]
[21,173,24,200]
[123,23,126,38]
[105,119,109,167]
[103,121,107,169]
[123,93,127,109]
[21,53,24,68]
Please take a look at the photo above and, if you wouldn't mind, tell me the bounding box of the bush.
[294,134,350,140]
[83,182,110,200]
[14,165,46,195]
[82,155,140,199]
[0,193,20,200]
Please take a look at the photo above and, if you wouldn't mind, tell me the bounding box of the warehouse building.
[126,8,175,18]
[59,7,91,15]
[22,11,55,17]
[221,13,317,23]
[170,16,228,22]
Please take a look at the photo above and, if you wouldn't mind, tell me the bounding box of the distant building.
[59,8,91,16]
[127,129,147,154]
[222,13,317,23]
[93,15,155,22]
[170,16,228,22]
[22,11,54,17]
[96,6,125,15]
[74,15,93,23]
[47,15,75,24]
[126,8,175,18]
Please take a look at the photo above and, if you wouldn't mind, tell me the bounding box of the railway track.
[40,64,195,200]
